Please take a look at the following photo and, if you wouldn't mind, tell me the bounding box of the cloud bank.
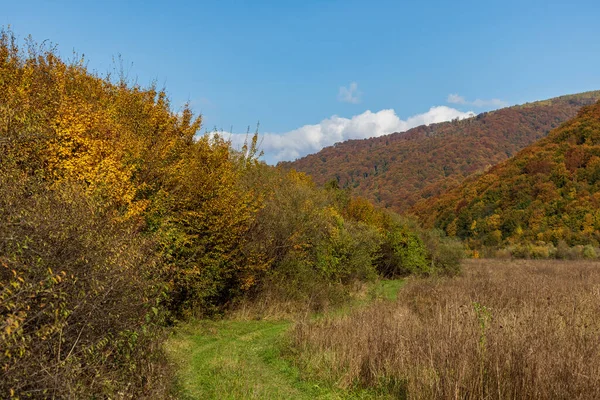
[338,82,361,104]
[224,106,475,164]
[447,93,508,108]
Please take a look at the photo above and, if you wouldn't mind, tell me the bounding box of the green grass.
[369,278,406,301]
[165,279,404,399]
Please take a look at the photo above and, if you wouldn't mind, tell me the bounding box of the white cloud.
[221,106,475,164]
[338,82,361,104]
[447,93,508,108]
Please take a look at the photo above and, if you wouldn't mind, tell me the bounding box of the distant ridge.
[282,91,600,213]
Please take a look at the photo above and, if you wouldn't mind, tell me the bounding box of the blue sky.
[3,0,600,163]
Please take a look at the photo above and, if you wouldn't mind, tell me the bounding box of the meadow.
[291,259,600,399]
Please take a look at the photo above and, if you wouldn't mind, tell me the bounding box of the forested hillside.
[283,92,600,212]
[413,100,600,254]
[0,30,461,398]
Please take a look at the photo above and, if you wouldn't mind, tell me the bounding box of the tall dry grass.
[291,259,600,399]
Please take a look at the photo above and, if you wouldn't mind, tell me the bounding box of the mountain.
[281,91,600,213]
[412,100,600,248]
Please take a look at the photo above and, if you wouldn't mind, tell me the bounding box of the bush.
[244,255,351,316]
[493,241,599,260]
[376,224,429,277]
[238,169,383,315]
[0,167,169,398]
[530,244,552,259]
[555,240,571,259]
[421,229,464,276]
[583,245,597,259]
[507,244,532,259]
[315,220,381,283]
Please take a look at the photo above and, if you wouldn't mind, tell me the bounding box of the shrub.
[555,240,571,259]
[420,229,464,276]
[376,224,429,277]
[507,244,532,259]
[0,167,169,398]
[238,169,383,315]
[530,244,551,259]
[583,244,597,259]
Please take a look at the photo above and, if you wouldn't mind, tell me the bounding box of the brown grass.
[291,259,600,399]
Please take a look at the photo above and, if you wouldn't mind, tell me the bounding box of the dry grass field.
[291,259,600,399]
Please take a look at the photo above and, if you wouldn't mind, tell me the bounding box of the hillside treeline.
[0,31,461,398]
[414,101,600,258]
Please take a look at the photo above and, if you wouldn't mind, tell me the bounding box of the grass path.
[165,280,404,399]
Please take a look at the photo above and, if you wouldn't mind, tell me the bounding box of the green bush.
[508,244,532,259]
[376,225,429,277]
[530,244,552,259]
[315,220,381,283]
[583,245,597,259]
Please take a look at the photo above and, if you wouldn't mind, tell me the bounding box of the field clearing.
[165,280,404,399]
[292,259,600,399]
